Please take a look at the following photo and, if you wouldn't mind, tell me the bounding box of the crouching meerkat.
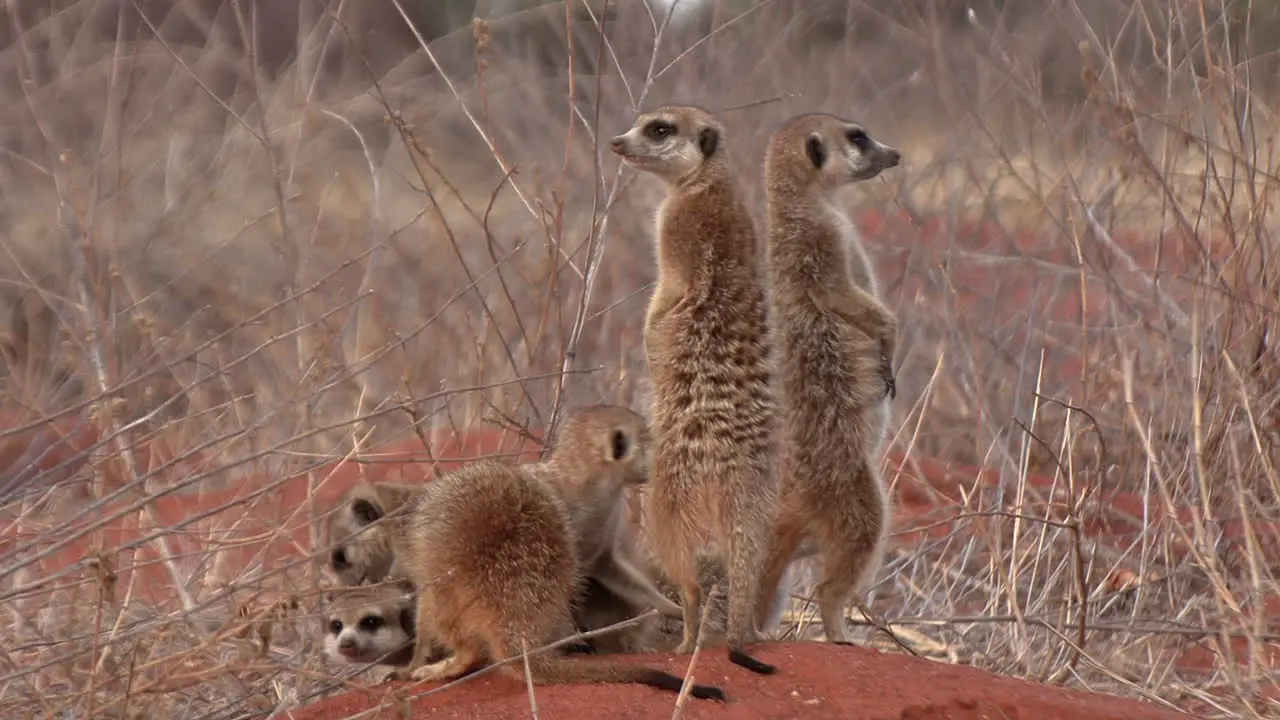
[386,405,726,700]
[752,112,900,644]
[323,443,684,640]
[611,105,780,675]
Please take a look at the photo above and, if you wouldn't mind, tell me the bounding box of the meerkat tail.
[516,654,727,701]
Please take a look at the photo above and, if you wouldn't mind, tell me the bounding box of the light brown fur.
[752,112,900,644]
[610,105,779,675]
[323,426,683,637]
[386,405,725,700]
[324,481,424,586]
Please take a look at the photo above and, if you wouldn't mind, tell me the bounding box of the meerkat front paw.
[409,660,453,682]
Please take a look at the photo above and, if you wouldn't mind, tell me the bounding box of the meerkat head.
[772,113,901,192]
[322,584,416,665]
[537,405,651,528]
[324,485,399,586]
[609,105,725,184]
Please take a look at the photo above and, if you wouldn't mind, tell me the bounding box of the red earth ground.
[1,211,1275,717]
[278,642,1187,720]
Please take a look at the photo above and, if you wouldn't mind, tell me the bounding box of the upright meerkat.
[386,405,725,700]
[751,112,900,644]
[610,105,779,675]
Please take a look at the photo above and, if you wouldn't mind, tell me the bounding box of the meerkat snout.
[878,145,902,170]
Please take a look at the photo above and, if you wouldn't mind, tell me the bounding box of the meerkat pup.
[610,105,780,675]
[387,405,725,700]
[751,112,901,644]
[550,408,685,625]
[322,582,434,667]
[323,453,683,633]
[324,481,425,586]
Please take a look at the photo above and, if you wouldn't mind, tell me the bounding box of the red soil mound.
[282,642,1185,720]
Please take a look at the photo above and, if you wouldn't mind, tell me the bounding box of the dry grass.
[0,0,1277,717]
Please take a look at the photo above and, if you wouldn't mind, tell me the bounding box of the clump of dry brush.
[0,1,1276,718]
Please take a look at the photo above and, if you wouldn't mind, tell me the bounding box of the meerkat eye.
[609,429,630,461]
[359,615,385,631]
[329,619,343,635]
[331,548,349,569]
[643,120,675,141]
[351,498,382,524]
[847,128,870,151]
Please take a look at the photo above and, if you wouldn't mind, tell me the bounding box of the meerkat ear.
[608,429,630,461]
[351,498,382,525]
[805,133,827,168]
[697,125,719,157]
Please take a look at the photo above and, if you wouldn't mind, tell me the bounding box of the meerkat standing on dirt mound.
[385,405,726,700]
[751,112,901,644]
[610,105,780,675]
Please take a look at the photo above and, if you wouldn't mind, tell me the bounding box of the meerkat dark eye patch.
[359,615,385,631]
[329,619,343,635]
[351,498,382,525]
[846,128,870,151]
[697,126,719,157]
[643,119,675,140]
[331,548,349,568]
[805,134,827,168]
[610,429,630,460]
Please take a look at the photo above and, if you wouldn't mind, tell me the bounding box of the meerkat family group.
[318,105,901,702]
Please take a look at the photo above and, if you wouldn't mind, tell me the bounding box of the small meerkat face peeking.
[323,593,415,665]
[325,497,392,586]
[804,120,901,188]
[609,107,722,183]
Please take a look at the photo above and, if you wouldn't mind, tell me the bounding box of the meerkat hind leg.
[675,578,703,654]
[812,524,870,645]
[752,520,806,632]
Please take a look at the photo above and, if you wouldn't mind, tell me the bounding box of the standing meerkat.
[610,105,780,675]
[387,405,726,700]
[751,112,901,644]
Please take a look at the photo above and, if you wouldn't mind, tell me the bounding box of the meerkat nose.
[609,138,625,155]
[884,148,902,168]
